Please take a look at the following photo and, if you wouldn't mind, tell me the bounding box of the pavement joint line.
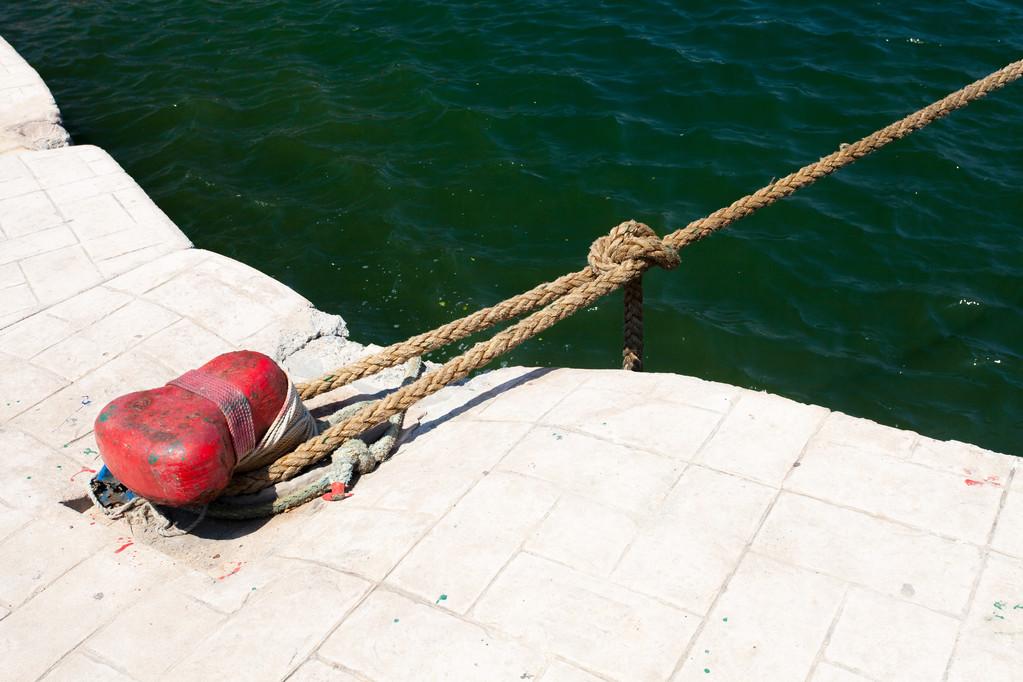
[92,238,161,264]
[547,654,619,682]
[488,436,656,521]
[804,585,851,682]
[4,304,186,424]
[517,546,707,620]
[668,489,784,679]
[75,646,142,682]
[14,259,38,300]
[781,486,994,549]
[291,656,371,682]
[297,415,544,665]
[741,546,967,623]
[523,417,705,464]
[666,409,829,679]
[462,490,561,617]
[826,659,881,682]
[984,465,1017,547]
[943,548,992,681]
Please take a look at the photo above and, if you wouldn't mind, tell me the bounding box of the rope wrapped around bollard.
[222,57,1023,496]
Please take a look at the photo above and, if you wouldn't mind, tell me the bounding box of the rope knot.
[587,220,680,275]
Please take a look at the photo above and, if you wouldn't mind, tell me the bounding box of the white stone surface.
[0,548,177,681]
[0,146,189,328]
[321,588,544,681]
[287,659,362,682]
[946,552,1023,682]
[824,587,960,682]
[474,552,698,681]
[675,552,845,680]
[86,587,227,679]
[42,652,136,682]
[754,493,982,614]
[992,472,1023,559]
[166,562,369,681]
[696,390,828,485]
[389,472,558,613]
[788,437,1003,543]
[0,37,69,154]
[0,34,1020,682]
[612,465,775,613]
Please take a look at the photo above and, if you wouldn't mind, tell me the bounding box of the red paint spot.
[322,481,352,502]
[217,561,243,581]
[70,466,97,482]
[964,476,1003,488]
[114,540,134,554]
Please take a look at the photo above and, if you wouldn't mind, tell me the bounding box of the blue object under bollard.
[88,465,136,512]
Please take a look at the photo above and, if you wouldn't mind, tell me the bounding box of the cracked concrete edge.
[0,36,71,155]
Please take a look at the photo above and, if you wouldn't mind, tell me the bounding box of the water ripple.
[2,0,1021,453]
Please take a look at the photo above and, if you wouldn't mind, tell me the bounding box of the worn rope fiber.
[234,381,318,472]
[224,58,1023,496]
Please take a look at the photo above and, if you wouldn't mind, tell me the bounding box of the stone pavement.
[0,37,68,155]
[1,34,1021,682]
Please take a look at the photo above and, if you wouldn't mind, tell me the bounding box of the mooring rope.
[222,57,1023,496]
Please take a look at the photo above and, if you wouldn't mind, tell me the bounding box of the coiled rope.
[222,57,1023,496]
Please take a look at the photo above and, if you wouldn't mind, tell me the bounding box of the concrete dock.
[1,35,1020,682]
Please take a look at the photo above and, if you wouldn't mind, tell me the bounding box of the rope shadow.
[398,366,556,448]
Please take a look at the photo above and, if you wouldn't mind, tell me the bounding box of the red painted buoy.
[94,351,288,506]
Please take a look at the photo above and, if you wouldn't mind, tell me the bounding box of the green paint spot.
[148,453,159,465]
[704,668,711,674]
[26,476,31,480]
[722,617,728,622]
[1014,605,1023,610]
[704,649,709,654]
[393,618,400,623]
[994,614,1005,620]
[435,594,448,604]
[83,447,98,456]
[995,601,1006,610]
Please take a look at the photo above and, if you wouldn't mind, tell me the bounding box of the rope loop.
[588,220,680,276]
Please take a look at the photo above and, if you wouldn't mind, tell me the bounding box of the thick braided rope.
[663,58,1023,250]
[588,219,675,371]
[234,381,318,473]
[225,259,647,494]
[295,58,1023,400]
[225,58,1023,495]
[295,267,595,400]
[622,278,643,371]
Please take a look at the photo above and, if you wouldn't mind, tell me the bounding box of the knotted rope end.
[588,220,680,276]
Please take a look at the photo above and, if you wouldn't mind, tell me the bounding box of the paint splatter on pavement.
[217,561,244,580]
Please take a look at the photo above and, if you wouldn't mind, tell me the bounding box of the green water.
[3,3,1021,453]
